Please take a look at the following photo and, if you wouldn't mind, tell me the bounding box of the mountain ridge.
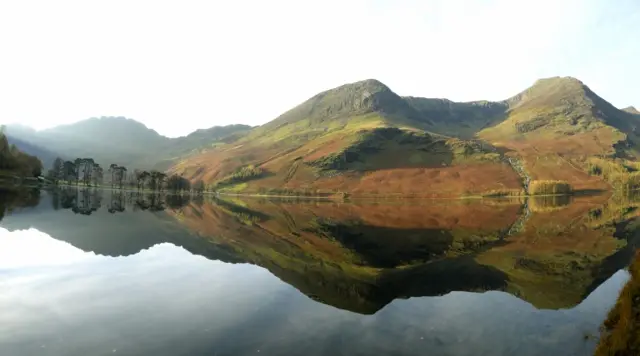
[8,76,639,196]
[168,76,640,196]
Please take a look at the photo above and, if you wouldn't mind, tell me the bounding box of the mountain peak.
[534,76,584,86]
[257,78,414,134]
[505,76,589,109]
[623,106,640,115]
[324,78,391,96]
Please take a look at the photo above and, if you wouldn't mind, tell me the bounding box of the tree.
[49,157,64,184]
[135,170,150,190]
[156,172,167,191]
[93,164,103,186]
[109,164,119,187]
[109,165,127,189]
[118,166,127,189]
[73,158,82,185]
[63,161,76,182]
[147,170,167,191]
[167,174,191,192]
[82,158,95,186]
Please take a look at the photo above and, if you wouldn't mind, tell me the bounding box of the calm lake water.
[0,188,637,356]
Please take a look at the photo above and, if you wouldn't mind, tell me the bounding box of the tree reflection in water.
[47,187,194,215]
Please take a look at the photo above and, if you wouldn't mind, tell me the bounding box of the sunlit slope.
[170,76,640,196]
[479,77,640,190]
[169,80,521,197]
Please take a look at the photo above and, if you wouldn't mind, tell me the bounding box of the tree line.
[46,156,207,194]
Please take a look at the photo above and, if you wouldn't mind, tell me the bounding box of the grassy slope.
[169,80,522,197]
[170,76,640,196]
[479,77,640,191]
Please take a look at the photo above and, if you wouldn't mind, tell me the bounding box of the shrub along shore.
[595,251,640,355]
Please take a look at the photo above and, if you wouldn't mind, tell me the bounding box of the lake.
[0,187,637,356]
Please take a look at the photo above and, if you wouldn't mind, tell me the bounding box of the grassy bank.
[595,250,640,355]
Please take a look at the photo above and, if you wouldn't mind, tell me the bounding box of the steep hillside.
[403,97,506,138]
[6,118,250,170]
[171,76,640,196]
[479,77,640,190]
[170,80,522,197]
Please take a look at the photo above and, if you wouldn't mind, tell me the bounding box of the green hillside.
[169,76,640,196]
[169,79,522,197]
[481,77,637,141]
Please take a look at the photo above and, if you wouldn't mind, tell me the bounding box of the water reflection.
[47,187,195,215]
[1,187,639,355]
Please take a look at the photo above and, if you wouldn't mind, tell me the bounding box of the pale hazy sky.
[1,0,638,137]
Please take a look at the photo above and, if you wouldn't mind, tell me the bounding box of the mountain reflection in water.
[0,187,639,355]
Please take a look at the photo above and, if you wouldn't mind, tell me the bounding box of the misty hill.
[5,135,61,169]
[170,76,640,196]
[6,118,251,170]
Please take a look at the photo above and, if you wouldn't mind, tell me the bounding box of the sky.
[0,0,639,138]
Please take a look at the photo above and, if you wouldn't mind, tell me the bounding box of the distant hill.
[5,135,61,169]
[169,76,640,196]
[6,118,251,170]
[623,106,640,115]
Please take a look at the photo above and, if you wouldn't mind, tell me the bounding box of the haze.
[1,0,638,137]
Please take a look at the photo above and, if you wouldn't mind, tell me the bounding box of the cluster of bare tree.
[46,156,206,194]
[47,158,103,186]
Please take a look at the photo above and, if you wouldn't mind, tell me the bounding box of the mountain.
[169,76,640,196]
[168,79,527,197]
[6,118,251,170]
[478,76,640,190]
[9,76,637,196]
[623,106,640,115]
